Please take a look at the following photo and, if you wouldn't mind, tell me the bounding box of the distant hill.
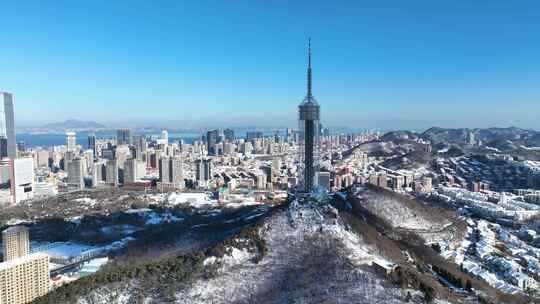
[374,127,540,169]
[380,149,433,170]
[380,130,420,143]
[421,127,540,146]
[41,119,107,131]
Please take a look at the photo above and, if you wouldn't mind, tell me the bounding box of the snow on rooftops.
[461,259,521,294]
[476,221,496,259]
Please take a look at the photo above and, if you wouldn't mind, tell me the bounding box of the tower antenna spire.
[307,37,312,98]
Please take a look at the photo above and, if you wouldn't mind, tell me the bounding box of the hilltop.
[31,188,532,304]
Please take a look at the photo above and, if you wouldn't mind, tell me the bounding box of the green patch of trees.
[32,252,205,304]
[432,264,469,290]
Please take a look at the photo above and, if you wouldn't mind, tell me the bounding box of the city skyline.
[2,1,540,130]
[2,2,540,302]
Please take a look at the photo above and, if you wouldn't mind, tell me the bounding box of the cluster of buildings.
[440,216,539,294]
[433,155,535,192]
[0,226,50,304]
[422,155,540,293]
[0,226,117,304]
[434,187,540,222]
[329,149,434,194]
[0,92,37,205]
[0,41,391,302]
[0,40,384,207]
[363,169,432,193]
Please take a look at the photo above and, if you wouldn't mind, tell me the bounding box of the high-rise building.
[124,157,146,184]
[83,150,94,173]
[105,159,118,186]
[16,141,25,153]
[0,252,50,304]
[159,156,170,183]
[159,156,184,189]
[206,129,219,155]
[124,157,136,184]
[116,128,132,145]
[298,38,320,193]
[134,136,147,161]
[35,149,50,168]
[101,146,115,160]
[162,130,169,144]
[67,157,84,191]
[66,131,77,152]
[114,145,130,169]
[286,128,295,143]
[13,158,34,204]
[195,158,212,184]
[2,226,29,261]
[91,161,105,187]
[0,226,49,304]
[88,132,97,159]
[224,128,235,142]
[0,92,16,159]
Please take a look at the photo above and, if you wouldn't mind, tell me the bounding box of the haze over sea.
[16,132,199,148]
[15,129,312,148]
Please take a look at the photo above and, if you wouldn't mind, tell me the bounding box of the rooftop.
[2,225,28,234]
[0,252,49,271]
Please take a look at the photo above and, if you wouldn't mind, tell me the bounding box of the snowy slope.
[58,199,463,304]
[174,200,422,304]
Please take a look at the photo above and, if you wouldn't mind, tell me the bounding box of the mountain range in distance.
[40,119,107,131]
[380,126,540,145]
[18,119,540,143]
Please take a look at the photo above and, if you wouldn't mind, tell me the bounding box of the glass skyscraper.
[0,92,16,159]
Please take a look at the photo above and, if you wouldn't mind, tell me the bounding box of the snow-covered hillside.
[356,188,462,246]
[173,199,424,304]
[73,199,438,304]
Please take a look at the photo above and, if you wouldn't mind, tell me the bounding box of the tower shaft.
[298,38,320,193]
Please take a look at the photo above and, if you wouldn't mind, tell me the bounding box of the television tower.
[298,38,320,193]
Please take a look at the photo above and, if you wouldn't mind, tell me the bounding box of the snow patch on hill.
[359,191,450,232]
[77,284,146,304]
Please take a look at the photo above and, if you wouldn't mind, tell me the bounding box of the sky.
[1,1,540,131]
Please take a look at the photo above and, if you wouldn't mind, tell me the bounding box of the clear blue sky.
[1,1,539,130]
